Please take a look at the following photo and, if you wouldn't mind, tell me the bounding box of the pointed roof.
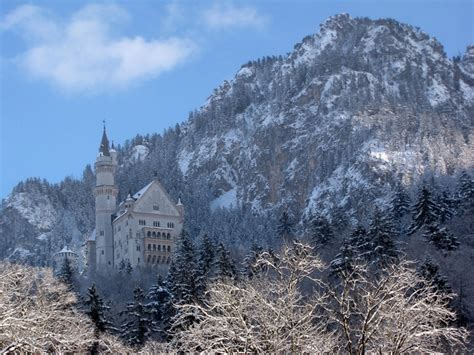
[99,124,110,156]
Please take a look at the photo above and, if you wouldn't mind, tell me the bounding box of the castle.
[87,126,184,275]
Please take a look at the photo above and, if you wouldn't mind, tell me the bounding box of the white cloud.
[1,4,196,92]
[202,3,268,30]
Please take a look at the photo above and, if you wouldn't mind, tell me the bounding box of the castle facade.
[87,127,184,274]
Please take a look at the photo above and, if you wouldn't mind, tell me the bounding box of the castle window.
[152,255,156,263]
[167,245,171,252]
[148,244,151,251]
[167,233,171,239]
[101,250,104,255]
[138,257,140,263]
[153,221,160,227]
[157,256,161,263]
[136,245,140,251]
[100,230,104,236]
[152,231,156,237]
[158,245,161,251]
[139,219,146,225]
[157,232,161,238]
[107,196,110,200]
[153,205,159,211]
[147,231,151,237]
[153,244,156,251]
[147,255,151,263]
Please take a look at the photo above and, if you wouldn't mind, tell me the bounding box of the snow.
[58,246,75,254]
[9,247,32,259]
[133,181,154,199]
[210,188,237,211]
[6,192,57,231]
[426,78,449,106]
[130,144,149,161]
[178,150,193,175]
[460,81,474,102]
[37,233,48,241]
[236,66,253,78]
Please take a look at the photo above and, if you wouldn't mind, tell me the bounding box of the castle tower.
[94,125,118,271]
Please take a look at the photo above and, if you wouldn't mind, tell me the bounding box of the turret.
[94,124,117,271]
[177,198,184,224]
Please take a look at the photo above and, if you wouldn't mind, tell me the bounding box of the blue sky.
[1,0,472,198]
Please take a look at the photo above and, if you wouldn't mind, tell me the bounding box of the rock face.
[178,14,473,218]
[1,14,473,262]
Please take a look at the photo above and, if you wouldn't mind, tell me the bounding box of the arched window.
[157,256,161,264]
[147,231,151,237]
[152,255,156,263]
[157,232,161,238]
[157,245,161,251]
[147,255,151,263]
[167,233,171,239]
[153,244,156,251]
[148,244,151,251]
[167,245,171,252]
[152,231,156,237]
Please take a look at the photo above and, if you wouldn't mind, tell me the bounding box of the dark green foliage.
[195,234,216,297]
[418,258,451,294]
[409,185,441,235]
[330,225,370,273]
[390,184,411,219]
[242,243,265,279]
[457,171,474,213]
[437,190,454,224]
[423,223,459,252]
[214,242,237,282]
[56,257,75,290]
[84,284,114,334]
[121,287,155,347]
[146,275,172,340]
[277,210,296,243]
[309,215,334,247]
[367,208,399,265]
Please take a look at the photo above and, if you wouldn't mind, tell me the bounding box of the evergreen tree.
[390,184,411,219]
[437,190,454,224]
[330,225,369,273]
[242,243,264,279]
[367,208,399,265]
[277,210,296,243]
[195,234,216,298]
[309,214,334,247]
[423,223,459,252]
[84,284,114,334]
[456,171,474,212]
[418,257,451,294]
[56,257,75,291]
[121,287,154,347]
[214,242,237,282]
[146,275,172,340]
[409,185,441,235]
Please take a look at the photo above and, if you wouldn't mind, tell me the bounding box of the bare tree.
[0,262,130,353]
[327,261,469,354]
[170,242,338,353]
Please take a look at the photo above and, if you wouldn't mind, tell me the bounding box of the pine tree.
[56,257,75,291]
[437,190,454,224]
[330,225,369,273]
[418,258,451,294]
[456,171,474,212]
[214,242,237,282]
[309,215,334,247]
[167,230,197,305]
[277,210,296,243]
[84,284,114,334]
[195,234,216,298]
[409,185,441,235]
[146,275,172,340]
[367,208,398,265]
[121,287,155,347]
[423,223,459,252]
[390,184,411,219]
[242,243,264,279]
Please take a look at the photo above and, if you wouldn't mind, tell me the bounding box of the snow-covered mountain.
[1,14,473,263]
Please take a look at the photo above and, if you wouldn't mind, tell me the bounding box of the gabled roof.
[130,179,182,216]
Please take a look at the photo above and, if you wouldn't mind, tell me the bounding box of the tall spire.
[99,121,110,156]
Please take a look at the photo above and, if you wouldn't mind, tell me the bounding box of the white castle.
[87,126,184,275]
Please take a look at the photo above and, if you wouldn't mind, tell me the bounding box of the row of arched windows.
[146,231,171,239]
[147,255,171,264]
[147,244,172,252]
